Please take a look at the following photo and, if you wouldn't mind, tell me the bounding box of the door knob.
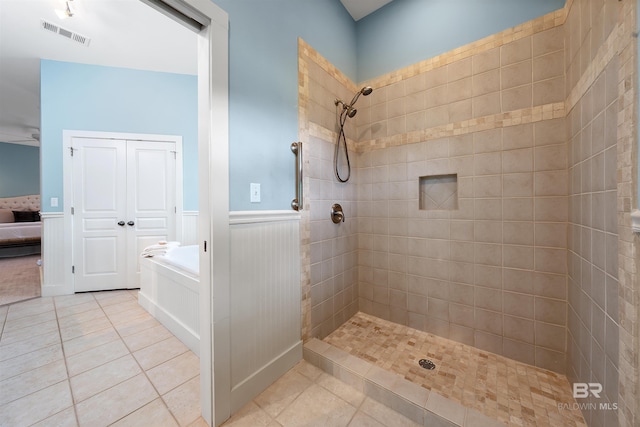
[127,221,135,226]
[117,221,125,226]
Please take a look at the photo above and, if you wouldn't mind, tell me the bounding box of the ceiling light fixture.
[55,0,76,19]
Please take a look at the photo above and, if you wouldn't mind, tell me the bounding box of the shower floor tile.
[324,312,586,427]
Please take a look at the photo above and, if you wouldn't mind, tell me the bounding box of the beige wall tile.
[503,198,533,221]
[504,245,535,270]
[502,85,532,111]
[472,69,500,97]
[533,51,565,82]
[447,57,472,82]
[533,76,565,106]
[504,315,535,343]
[503,173,533,197]
[472,47,500,74]
[472,92,501,118]
[532,26,564,57]
[501,60,533,90]
[501,37,532,65]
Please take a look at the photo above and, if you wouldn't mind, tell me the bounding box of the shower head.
[348,86,374,109]
[347,107,357,118]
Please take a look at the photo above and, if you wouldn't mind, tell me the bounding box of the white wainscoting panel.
[182,211,198,245]
[41,212,71,296]
[229,210,302,412]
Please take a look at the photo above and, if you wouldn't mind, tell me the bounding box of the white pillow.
[0,209,14,223]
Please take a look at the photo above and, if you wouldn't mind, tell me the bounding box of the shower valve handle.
[331,203,345,224]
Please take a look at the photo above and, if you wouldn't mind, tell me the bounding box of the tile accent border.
[354,102,565,153]
[361,9,567,90]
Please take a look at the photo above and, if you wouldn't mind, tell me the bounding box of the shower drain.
[418,359,436,370]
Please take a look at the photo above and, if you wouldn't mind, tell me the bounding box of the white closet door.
[72,138,128,292]
[126,141,176,287]
[72,137,177,292]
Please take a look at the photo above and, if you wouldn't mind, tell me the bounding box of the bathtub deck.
[304,312,586,427]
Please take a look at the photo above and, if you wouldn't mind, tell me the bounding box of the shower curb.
[303,338,507,427]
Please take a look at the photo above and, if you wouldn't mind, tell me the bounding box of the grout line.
[53,291,81,426]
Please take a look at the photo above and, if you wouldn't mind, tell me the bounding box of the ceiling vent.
[40,19,91,47]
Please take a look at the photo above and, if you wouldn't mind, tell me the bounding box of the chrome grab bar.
[291,142,303,211]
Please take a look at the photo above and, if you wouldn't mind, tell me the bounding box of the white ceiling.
[1,0,391,147]
[340,0,393,21]
[0,0,197,146]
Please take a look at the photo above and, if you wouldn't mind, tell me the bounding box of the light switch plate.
[250,183,260,203]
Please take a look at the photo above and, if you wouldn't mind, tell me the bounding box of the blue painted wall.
[0,142,39,198]
[356,0,566,81]
[210,0,564,210]
[40,60,197,212]
[211,0,357,211]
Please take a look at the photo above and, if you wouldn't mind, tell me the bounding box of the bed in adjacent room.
[0,195,41,258]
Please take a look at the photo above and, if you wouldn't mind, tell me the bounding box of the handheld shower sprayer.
[334,86,373,182]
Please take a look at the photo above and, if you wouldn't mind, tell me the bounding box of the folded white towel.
[141,241,180,257]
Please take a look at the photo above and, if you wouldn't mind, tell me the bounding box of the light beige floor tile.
[62,326,120,357]
[123,323,173,352]
[54,293,96,309]
[75,373,158,427]
[2,309,56,333]
[94,290,136,307]
[0,318,58,345]
[189,416,214,427]
[0,358,68,405]
[0,380,73,427]
[293,360,324,381]
[110,397,178,427]
[115,314,161,337]
[316,372,366,407]
[0,329,60,362]
[31,406,78,427]
[6,298,54,321]
[163,375,201,426]
[134,335,189,371]
[57,307,107,329]
[147,351,200,395]
[102,300,143,317]
[0,342,63,381]
[359,397,422,427]
[220,401,274,427]
[66,339,130,377]
[347,411,386,427]
[275,383,357,427]
[70,354,141,403]
[108,310,151,327]
[56,300,101,319]
[254,369,314,418]
[59,314,112,342]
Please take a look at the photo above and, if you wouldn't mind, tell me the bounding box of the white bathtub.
[138,245,200,355]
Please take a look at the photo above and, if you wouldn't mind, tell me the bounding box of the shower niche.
[419,174,458,210]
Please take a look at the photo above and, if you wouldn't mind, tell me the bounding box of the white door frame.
[190,4,230,426]
[134,2,230,426]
